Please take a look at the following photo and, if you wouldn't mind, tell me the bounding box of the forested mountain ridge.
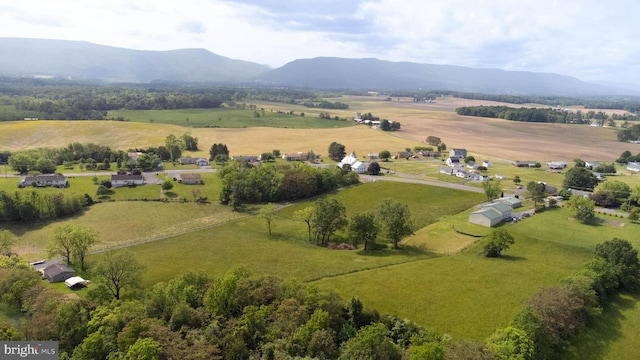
[0,38,634,95]
[0,38,270,83]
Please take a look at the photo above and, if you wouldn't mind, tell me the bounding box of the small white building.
[627,162,640,173]
[111,174,145,187]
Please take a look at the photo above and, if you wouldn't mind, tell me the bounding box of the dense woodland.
[0,78,349,121]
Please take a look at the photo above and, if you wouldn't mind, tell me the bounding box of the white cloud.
[0,0,639,83]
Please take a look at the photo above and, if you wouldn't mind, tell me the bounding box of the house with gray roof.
[449,148,467,159]
[41,263,75,283]
[19,174,67,188]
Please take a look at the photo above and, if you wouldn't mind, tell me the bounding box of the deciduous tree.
[566,195,595,223]
[483,228,515,258]
[482,180,502,202]
[0,229,16,255]
[259,203,278,236]
[347,212,378,250]
[563,166,598,191]
[92,250,144,300]
[294,206,315,243]
[525,181,546,209]
[312,198,347,246]
[377,199,413,249]
[379,150,391,162]
[367,161,381,175]
[594,238,640,290]
[328,142,346,162]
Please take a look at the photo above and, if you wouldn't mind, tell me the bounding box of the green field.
[78,182,485,285]
[313,207,640,343]
[108,107,355,129]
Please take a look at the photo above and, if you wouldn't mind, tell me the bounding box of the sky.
[1,0,639,84]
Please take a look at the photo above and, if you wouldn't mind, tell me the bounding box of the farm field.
[313,207,640,343]
[108,107,354,129]
[2,95,638,164]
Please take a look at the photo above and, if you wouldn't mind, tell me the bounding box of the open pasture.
[81,181,485,286]
[313,206,640,341]
[108,107,354,129]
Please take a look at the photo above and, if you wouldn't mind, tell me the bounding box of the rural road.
[359,174,484,193]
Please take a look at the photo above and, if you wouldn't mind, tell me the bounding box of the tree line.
[456,105,598,123]
[218,161,360,209]
[397,89,640,113]
[0,190,90,222]
[7,136,197,174]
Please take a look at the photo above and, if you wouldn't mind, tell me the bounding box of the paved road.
[360,174,485,193]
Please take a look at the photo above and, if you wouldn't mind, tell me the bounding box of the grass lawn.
[563,291,640,360]
[6,200,244,261]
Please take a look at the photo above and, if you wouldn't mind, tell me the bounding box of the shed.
[42,263,75,283]
[64,276,87,289]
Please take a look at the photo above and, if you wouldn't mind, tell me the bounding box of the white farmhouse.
[337,152,368,174]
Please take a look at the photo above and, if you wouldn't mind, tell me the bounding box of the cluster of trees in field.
[219,161,359,209]
[456,105,604,123]
[284,197,413,250]
[0,190,89,222]
[487,238,640,360]
[617,124,640,142]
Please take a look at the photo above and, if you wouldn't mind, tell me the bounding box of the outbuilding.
[42,263,75,283]
[64,276,87,289]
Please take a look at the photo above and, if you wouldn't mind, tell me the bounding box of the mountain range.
[0,38,635,96]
